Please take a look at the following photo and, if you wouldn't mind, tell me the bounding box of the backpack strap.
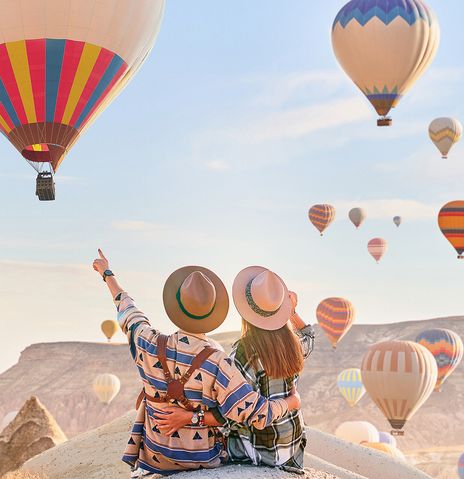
[157,334,173,383]
[179,347,216,385]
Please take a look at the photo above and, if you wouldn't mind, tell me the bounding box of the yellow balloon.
[92,374,121,405]
[363,442,405,461]
[101,320,119,342]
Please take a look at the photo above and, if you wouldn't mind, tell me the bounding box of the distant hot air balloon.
[362,442,405,461]
[101,320,119,342]
[308,204,336,236]
[335,421,379,445]
[429,118,462,159]
[337,368,366,407]
[438,201,464,259]
[332,0,440,126]
[316,297,355,349]
[393,216,402,228]
[378,431,397,448]
[0,411,18,432]
[368,238,388,263]
[416,329,463,391]
[92,373,121,405]
[458,453,464,479]
[349,208,366,229]
[361,341,438,435]
[0,0,165,200]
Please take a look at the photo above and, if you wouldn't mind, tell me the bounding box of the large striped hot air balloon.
[316,297,355,349]
[438,201,464,259]
[0,0,165,200]
[337,368,366,407]
[308,204,336,236]
[92,373,121,405]
[429,118,462,159]
[361,341,438,435]
[459,453,464,479]
[368,238,388,263]
[416,329,463,391]
[332,0,440,126]
[349,207,366,229]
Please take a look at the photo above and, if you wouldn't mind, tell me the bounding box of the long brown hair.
[241,319,304,379]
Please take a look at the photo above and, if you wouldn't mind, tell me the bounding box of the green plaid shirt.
[212,325,315,474]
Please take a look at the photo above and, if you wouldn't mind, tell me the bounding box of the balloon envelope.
[438,201,464,259]
[308,204,336,235]
[368,238,388,263]
[416,329,463,391]
[93,373,121,405]
[429,118,462,158]
[458,452,464,479]
[335,421,379,445]
[332,0,440,125]
[393,216,402,227]
[361,341,438,433]
[101,320,119,342]
[349,208,366,229]
[337,368,366,407]
[316,297,355,349]
[0,0,165,173]
[363,442,405,460]
[378,431,397,448]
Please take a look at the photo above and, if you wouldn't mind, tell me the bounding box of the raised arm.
[92,249,124,298]
[289,290,315,358]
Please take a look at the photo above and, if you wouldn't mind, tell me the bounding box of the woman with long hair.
[155,266,314,474]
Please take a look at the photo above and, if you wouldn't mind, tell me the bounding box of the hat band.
[176,287,216,320]
[245,279,281,317]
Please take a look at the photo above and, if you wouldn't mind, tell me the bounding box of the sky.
[1,0,464,373]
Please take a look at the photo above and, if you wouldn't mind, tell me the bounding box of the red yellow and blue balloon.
[438,201,464,259]
[308,204,336,236]
[416,329,463,392]
[332,0,440,126]
[316,297,355,349]
[337,368,366,407]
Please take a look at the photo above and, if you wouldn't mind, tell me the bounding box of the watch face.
[191,413,199,425]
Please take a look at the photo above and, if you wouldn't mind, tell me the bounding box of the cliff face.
[0,396,67,475]
[0,317,463,453]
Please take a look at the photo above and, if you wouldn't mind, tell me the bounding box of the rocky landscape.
[0,317,462,478]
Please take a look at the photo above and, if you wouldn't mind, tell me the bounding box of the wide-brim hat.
[163,266,229,334]
[232,266,292,331]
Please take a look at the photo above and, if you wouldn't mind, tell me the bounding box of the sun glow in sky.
[1,0,464,372]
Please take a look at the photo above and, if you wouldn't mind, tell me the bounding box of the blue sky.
[1,0,464,372]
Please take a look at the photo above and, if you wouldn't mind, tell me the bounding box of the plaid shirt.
[213,324,315,474]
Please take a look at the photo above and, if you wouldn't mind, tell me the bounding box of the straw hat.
[163,266,229,334]
[232,266,292,331]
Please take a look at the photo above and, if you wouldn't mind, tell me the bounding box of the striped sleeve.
[212,354,289,430]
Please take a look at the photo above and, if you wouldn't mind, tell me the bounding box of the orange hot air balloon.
[308,204,336,236]
[438,201,464,259]
[362,442,405,461]
[316,297,355,349]
[368,238,388,263]
[361,341,437,435]
[101,320,119,342]
[0,0,165,200]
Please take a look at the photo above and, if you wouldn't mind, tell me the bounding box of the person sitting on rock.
[92,251,301,477]
[153,266,314,475]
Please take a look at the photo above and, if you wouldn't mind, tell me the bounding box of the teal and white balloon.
[337,368,366,407]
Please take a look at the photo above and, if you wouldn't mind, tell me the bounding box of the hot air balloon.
[458,453,464,479]
[393,216,402,228]
[0,0,165,200]
[92,373,121,405]
[378,431,397,448]
[429,118,462,159]
[308,204,336,236]
[361,341,438,435]
[0,411,18,432]
[332,0,440,126]
[368,238,387,263]
[438,201,464,259]
[316,297,355,349]
[335,421,379,445]
[337,368,366,407]
[416,329,463,391]
[101,319,119,342]
[362,442,405,460]
[349,208,366,229]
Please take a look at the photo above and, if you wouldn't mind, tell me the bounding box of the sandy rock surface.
[0,396,67,476]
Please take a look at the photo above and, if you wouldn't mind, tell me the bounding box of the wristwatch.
[198,409,205,427]
[191,412,199,426]
[102,270,114,282]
